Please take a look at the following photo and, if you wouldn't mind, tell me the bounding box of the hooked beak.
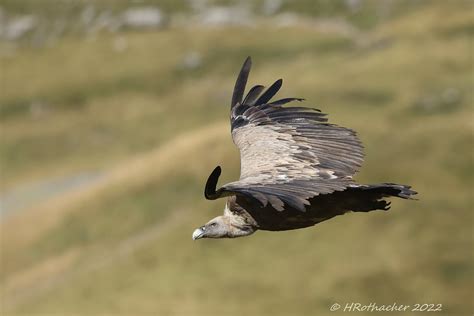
[192,227,205,240]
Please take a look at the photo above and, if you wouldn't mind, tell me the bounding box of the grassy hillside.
[1,1,473,315]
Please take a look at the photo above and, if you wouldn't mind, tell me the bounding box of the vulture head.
[192,216,228,240]
[192,200,257,240]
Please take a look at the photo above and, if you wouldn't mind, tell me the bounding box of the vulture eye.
[210,222,217,227]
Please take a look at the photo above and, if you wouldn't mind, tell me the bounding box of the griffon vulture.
[192,57,416,240]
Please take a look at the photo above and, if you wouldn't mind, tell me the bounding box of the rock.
[2,15,37,40]
[182,52,202,69]
[197,5,253,26]
[81,5,96,28]
[262,0,283,16]
[121,7,165,29]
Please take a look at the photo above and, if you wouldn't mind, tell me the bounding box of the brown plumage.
[192,57,417,240]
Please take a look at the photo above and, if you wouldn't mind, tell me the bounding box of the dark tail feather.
[340,183,417,213]
[359,183,418,200]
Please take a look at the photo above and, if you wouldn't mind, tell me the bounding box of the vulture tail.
[345,184,417,213]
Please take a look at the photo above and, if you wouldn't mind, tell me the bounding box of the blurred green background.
[0,0,472,315]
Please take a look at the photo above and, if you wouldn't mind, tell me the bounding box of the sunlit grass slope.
[1,1,473,315]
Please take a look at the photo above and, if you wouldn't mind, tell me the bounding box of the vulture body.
[192,57,416,240]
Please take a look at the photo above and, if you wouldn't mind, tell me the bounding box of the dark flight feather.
[242,85,265,106]
[266,98,305,106]
[254,79,282,105]
[231,56,252,109]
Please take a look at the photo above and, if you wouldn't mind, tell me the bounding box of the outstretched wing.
[205,57,364,212]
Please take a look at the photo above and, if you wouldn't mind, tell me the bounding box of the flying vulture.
[192,57,416,240]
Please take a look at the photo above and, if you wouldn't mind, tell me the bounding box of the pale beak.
[192,227,205,240]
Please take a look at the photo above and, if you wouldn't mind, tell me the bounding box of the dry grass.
[1,1,473,315]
